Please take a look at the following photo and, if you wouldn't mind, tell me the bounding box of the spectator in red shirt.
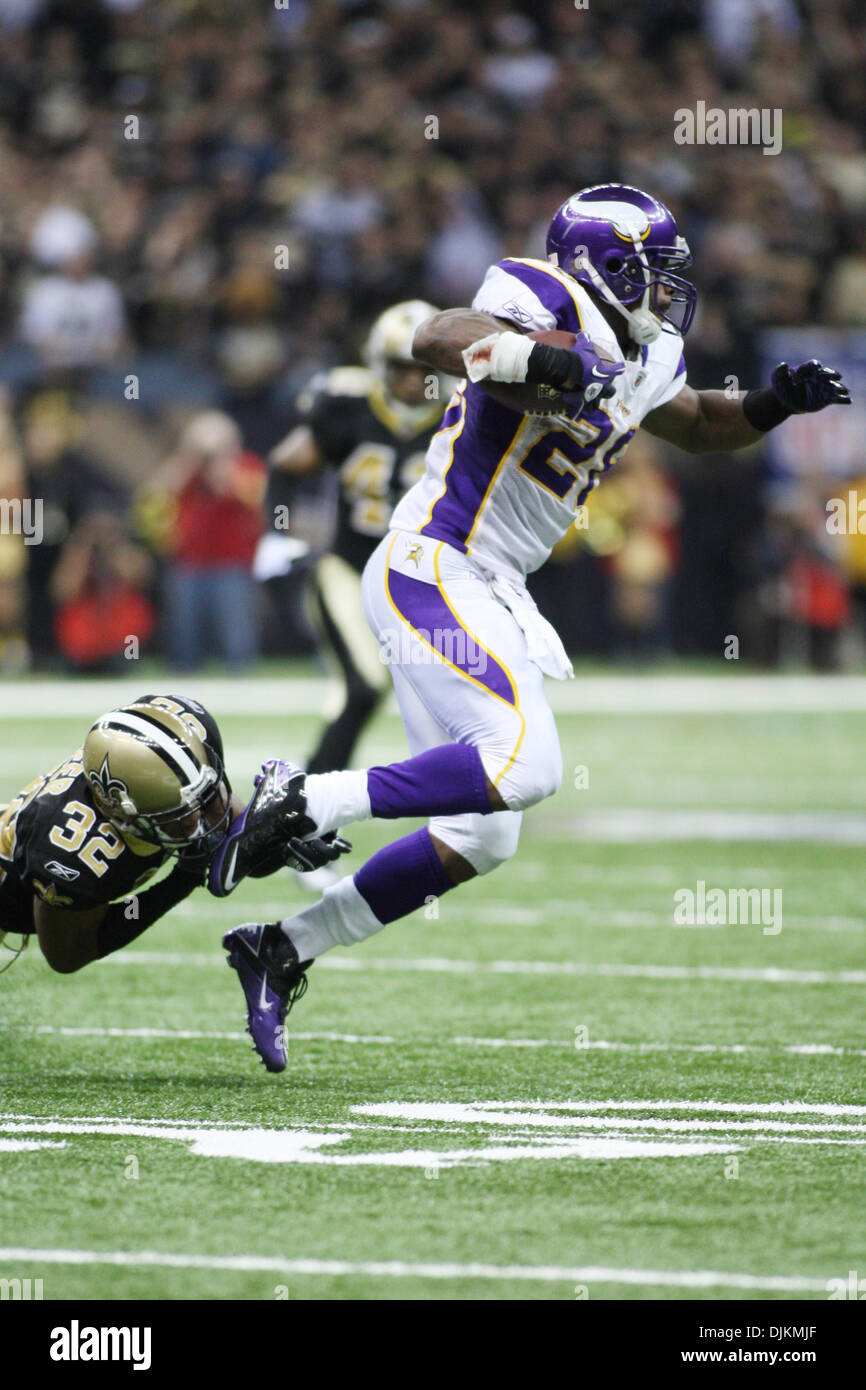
[145,411,266,670]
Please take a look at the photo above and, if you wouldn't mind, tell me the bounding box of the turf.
[1,682,864,1301]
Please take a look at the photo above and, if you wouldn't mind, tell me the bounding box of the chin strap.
[572,250,663,346]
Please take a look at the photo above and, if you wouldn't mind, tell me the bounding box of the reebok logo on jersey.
[44,860,80,881]
[502,300,532,324]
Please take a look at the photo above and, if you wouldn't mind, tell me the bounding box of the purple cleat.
[222,923,312,1073]
[209,760,350,898]
[209,760,313,899]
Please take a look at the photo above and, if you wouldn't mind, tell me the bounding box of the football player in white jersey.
[218,185,851,1071]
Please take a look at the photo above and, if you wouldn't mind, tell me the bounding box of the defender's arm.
[33,846,214,974]
[34,898,106,974]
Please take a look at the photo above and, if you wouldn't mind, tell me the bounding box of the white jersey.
[391,257,686,581]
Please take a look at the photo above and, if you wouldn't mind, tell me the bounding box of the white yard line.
[21,1025,395,1045]
[169,899,866,933]
[357,1104,866,1135]
[459,1038,866,1056]
[463,1099,866,1117]
[11,1024,866,1059]
[0,1246,834,1291]
[3,671,866,716]
[96,951,866,985]
[556,810,866,844]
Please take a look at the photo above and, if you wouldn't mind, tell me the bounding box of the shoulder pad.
[324,366,376,397]
[296,366,375,416]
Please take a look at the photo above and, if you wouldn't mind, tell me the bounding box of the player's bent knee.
[430,809,523,878]
[497,739,563,810]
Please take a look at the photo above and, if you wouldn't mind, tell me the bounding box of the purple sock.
[367,743,490,820]
[354,827,456,925]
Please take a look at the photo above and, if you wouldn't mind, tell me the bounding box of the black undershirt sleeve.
[95,857,204,960]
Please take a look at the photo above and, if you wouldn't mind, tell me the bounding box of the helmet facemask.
[108,744,232,853]
[572,237,696,344]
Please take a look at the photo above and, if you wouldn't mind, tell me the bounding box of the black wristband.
[95,861,200,959]
[526,342,580,390]
[742,388,791,432]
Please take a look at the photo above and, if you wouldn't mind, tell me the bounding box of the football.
[478,329,597,415]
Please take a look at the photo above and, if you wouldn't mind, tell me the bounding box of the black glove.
[744,359,852,431]
[526,331,623,401]
[247,829,352,878]
[771,359,851,413]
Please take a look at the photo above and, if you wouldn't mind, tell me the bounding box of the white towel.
[482,571,574,681]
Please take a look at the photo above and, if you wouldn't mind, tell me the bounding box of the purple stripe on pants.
[386,564,516,707]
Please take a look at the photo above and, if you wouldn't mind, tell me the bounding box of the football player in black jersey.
[0,693,346,974]
[269,301,448,783]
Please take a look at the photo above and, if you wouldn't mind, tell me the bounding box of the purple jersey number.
[517,416,635,504]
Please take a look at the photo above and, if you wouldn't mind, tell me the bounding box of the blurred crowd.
[1,0,866,672]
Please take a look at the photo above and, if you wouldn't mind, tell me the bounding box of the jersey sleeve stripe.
[498,259,584,335]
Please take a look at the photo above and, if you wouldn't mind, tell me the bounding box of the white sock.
[281,875,384,960]
[304,769,371,836]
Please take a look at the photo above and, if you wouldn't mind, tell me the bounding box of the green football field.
[1,670,865,1302]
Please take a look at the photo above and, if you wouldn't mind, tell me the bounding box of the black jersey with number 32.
[299,367,444,574]
[0,694,223,934]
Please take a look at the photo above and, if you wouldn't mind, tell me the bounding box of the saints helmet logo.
[88,754,131,813]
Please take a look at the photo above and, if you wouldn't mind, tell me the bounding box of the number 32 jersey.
[0,694,222,933]
[391,257,687,582]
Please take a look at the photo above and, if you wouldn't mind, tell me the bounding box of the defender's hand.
[282,832,352,874]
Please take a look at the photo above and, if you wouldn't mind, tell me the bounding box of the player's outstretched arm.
[644,359,852,455]
[34,853,207,973]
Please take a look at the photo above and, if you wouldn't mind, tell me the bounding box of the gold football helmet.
[363,299,446,427]
[82,699,231,852]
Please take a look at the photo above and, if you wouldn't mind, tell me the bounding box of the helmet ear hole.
[606,256,624,274]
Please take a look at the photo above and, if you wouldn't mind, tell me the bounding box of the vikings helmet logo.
[405,543,424,569]
[88,754,131,813]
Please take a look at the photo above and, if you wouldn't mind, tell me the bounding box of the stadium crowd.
[1,0,865,672]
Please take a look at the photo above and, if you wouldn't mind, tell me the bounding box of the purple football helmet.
[546,184,697,343]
